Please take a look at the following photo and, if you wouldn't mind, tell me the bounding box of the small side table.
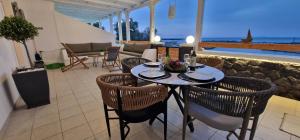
[90,55,100,67]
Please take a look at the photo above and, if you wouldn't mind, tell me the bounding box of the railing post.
[194,0,205,52]
[125,10,131,41]
[117,12,123,43]
[109,15,114,34]
[149,0,156,43]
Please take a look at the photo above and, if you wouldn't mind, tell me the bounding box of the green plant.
[0,16,40,68]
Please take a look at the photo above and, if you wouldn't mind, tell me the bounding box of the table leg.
[148,85,194,132]
[169,86,194,132]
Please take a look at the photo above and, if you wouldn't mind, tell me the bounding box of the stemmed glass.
[184,54,190,72]
[157,54,165,71]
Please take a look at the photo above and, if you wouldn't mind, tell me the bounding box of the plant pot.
[12,68,50,108]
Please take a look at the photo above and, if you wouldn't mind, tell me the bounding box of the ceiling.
[53,0,153,22]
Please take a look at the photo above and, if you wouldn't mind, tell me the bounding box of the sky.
[102,0,300,39]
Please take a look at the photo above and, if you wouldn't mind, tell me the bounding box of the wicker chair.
[197,57,224,70]
[182,76,276,140]
[102,47,121,72]
[121,57,152,86]
[96,73,168,140]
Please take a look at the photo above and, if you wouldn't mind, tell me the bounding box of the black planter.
[12,69,50,108]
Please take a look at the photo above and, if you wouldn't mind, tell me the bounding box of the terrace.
[0,0,299,140]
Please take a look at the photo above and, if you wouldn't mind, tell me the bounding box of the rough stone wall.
[198,56,300,100]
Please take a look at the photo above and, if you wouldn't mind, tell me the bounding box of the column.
[149,0,156,43]
[125,10,131,41]
[117,12,123,42]
[109,15,113,33]
[194,0,205,52]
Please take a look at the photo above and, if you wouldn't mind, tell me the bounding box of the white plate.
[184,72,214,81]
[139,70,166,79]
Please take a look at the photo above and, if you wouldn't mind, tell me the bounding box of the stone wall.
[198,55,300,100]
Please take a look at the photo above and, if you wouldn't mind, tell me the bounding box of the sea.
[161,37,300,59]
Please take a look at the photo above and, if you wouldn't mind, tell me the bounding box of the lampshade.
[186,35,195,44]
[154,35,161,42]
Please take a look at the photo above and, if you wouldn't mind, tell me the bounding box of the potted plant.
[0,16,49,108]
[99,49,104,55]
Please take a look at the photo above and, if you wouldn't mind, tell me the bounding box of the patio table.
[131,64,224,132]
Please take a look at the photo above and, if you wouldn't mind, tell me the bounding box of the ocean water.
[161,37,300,59]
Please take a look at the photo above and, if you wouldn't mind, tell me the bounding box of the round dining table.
[131,63,225,132]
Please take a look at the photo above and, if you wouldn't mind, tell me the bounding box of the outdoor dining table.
[131,63,225,132]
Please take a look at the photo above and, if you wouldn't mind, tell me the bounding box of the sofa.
[120,42,152,57]
[61,42,112,65]
[64,42,112,56]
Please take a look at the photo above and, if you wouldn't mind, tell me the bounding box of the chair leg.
[149,117,156,125]
[249,116,259,140]
[119,117,125,140]
[103,105,111,137]
[164,102,168,140]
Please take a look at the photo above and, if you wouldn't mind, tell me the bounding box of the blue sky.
[102,0,300,38]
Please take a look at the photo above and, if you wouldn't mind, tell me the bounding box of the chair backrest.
[96,73,168,111]
[142,49,157,62]
[121,57,151,73]
[189,76,276,117]
[105,47,120,61]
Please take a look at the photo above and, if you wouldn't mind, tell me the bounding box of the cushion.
[66,43,92,53]
[120,51,142,57]
[116,102,165,123]
[76,52,101,56]
[92,42,112,52]
[142,49,157,62]
[189,102,243,131]
[134,44,151,54]
[123,43,151,54]
[123,43,136,52]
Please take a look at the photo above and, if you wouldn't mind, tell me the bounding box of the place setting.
[137,53,216,83]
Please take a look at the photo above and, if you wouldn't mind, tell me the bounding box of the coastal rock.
[253,72,265,79]
[249,66,261,73]
[223,61,233,69]
[198,55,300,101]
[284,66,300,79]
[264,77,272,82]
[226,69,237,76]
[237,70,251,77]
[295,84,300,90]
[268,70,281,81]
[288,76,300,85]
[232,62,247,71]
[248,60,260,66]
[227,58,237,63]
[260,62,285,71]
[274,78,290,89]
[290,90,300,100]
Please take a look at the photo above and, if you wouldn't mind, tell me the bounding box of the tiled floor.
[1,65,300,140]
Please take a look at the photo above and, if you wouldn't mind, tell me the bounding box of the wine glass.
[158,54,163,63]
[157,54,165,71]
[184,54,190,72]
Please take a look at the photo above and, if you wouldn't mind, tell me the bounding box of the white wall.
[17,0,115,64]
[55,12,115,44]
[0,2,20,130]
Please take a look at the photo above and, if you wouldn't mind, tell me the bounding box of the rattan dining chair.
[102,47,121,72]
[182,76,276,140]
[121,57,152,86]
[96,73,168,140]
